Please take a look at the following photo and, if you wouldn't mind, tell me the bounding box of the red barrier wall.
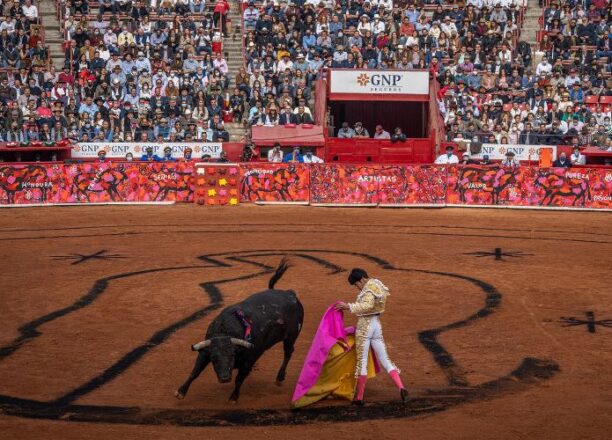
[0,162,194,204]
[240,163,310,203]
[1,163,610,210]
[309,164,446,205]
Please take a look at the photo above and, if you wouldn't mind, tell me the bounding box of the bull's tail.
[269,258,290,289]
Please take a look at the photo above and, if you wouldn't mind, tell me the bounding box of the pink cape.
[291,303,355,403]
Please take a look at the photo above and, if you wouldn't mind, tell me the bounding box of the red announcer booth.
[324,69,438,164]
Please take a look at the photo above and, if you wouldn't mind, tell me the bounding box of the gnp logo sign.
[330,69,429,96]
[356,73,403,92]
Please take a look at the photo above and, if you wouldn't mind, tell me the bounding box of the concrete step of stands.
[523,0,542,46]
[222,0,248,140]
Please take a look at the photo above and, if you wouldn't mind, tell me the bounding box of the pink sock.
[355,375,367,400]
[389,370,405,390]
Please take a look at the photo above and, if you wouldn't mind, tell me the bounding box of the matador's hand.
[335,302,349,311]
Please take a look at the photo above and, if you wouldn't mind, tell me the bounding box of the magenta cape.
[291,303,355,403]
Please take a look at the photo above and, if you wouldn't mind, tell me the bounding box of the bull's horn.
[191,340,211,351]
[230,338,254,349]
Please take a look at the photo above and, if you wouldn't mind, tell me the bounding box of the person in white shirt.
[303,150,324,163]
[22,0,38,21]
[501,151,520,167]
[373,125,391,139]
[435,146,459,164]
[267,144,284,162]
[564,69,581,88]
[440,16,457,38]
[535,57,552,76]
[212,52,228,74]
[372,15,386,35]
[570,146,586,165]
[276,54,294,73]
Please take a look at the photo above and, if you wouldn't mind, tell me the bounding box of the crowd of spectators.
[0,0,46,70]
[239,0,610,150]
[439,0,611,149]
[0,0,240,144]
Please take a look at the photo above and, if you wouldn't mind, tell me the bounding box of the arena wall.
[0,163,610,210]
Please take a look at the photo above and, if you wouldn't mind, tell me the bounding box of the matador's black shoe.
[352,399,365,406]
[400,388,409,404]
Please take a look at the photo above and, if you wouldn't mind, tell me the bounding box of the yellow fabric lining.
[292,334,377,409]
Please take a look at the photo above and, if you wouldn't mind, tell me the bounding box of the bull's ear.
[230,338,254,349]
[191,340,211,351]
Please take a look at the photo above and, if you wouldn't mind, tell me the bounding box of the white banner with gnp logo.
[471,144,558,161]
[328,69,429,97]
[73,142,223,159]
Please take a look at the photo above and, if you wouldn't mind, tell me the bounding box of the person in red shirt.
[58,65,75,85]
[213,0,231,36]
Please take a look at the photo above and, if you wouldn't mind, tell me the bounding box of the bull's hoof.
[275,380,284,387]
[174,391,185,400]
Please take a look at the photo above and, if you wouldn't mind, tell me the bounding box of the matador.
[336,268,408,405]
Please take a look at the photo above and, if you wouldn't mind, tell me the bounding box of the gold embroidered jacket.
[348,279,389,317]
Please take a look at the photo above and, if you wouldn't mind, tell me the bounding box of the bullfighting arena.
[0,205,610,440]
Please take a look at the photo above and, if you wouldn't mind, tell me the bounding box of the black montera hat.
[348,268,369,285]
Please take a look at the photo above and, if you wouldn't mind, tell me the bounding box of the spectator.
[373,125,391,139]
[141,146,160,162]
[294,105,313,124]
[241,144,258,161]
[353,122,369,138]
[267,143,283,162]
[501,151,520,168]
[217,150,230,162]
[279,106,297,125]
[283,147,303,163]
[570,146,586,165]
[161,146,175,162]
[435,146,459,165]
[552,152,572,168]
[303,150,324,163]
[391,127,407,143]
[338,122,355,138]
[213,0,230,37]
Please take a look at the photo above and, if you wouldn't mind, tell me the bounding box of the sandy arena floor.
[0,205,610,440]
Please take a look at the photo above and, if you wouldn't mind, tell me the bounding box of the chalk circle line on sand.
[0,249,560,426]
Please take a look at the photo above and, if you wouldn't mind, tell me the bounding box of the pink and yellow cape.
[291,303,378,409]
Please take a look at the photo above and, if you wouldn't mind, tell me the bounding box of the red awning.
[252,125,325,147]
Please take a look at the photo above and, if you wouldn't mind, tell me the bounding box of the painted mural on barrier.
[533,167,611,209]
[240,163,310,202]
[310,165,447,205]
[0,163,194,204]
[446,166,612,209]
[0,163,610,209]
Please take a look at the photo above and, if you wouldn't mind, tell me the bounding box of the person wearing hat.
[335,268,408,406]
[97,149,108,163]
[435,145,459,164]
[501,150,520,168]
[161,146,175,162]
[140,146,160,162]
[243,1,259,30]
[181,147,193,162]
[353,122,370,138]
[459,152,476,165]
[338,121,356,138]
[479,154,492,165]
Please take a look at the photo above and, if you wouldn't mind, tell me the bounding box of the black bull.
[175,260,304,402]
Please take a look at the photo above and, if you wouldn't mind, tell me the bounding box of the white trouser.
[359,315,395,376]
